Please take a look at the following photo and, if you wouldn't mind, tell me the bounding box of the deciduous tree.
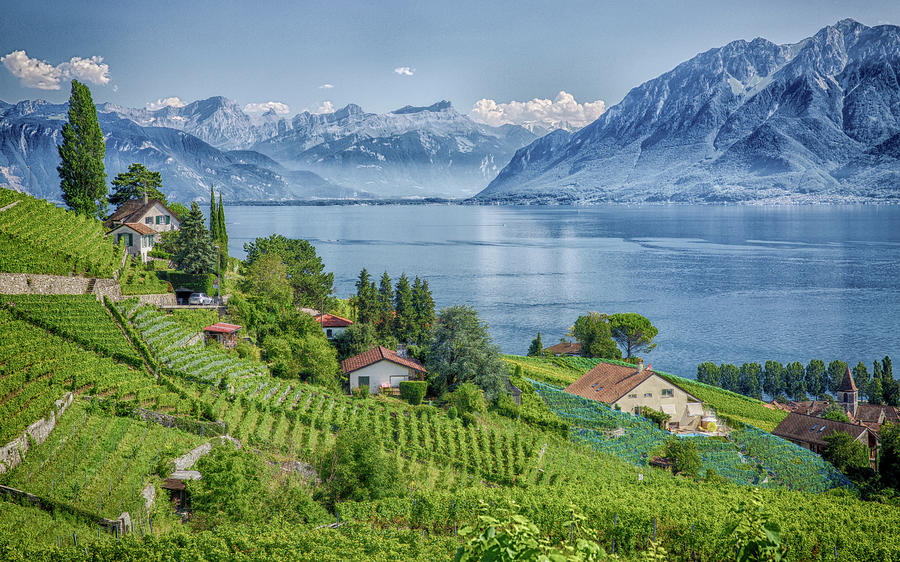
[823,432,870,475]
[243,234,333,308]
[427,305,505,400]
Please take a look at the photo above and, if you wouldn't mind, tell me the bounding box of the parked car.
[188,292,214,305]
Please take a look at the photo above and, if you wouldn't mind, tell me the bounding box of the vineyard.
[0,188,121,277]
[118,257,172,296]
[1,402,202,521]
[0,308,155,443]
[529,379,849,493]
[0,294,143,367]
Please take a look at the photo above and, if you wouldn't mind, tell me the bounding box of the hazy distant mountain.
[252,101,538,197]
[476,19,900,203]
[0,100,363,202]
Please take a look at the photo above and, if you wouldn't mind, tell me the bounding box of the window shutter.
[165,215,171,225]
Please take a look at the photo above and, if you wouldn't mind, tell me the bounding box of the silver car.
[188,292,214,305]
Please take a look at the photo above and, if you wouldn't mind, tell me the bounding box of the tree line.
[696,356,899,406]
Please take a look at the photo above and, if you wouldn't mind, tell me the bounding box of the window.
[145,217,153,224]
[644,392,652,398]
[156,215,163,224]
[628,394,638,399]
[326,329,333,338]
[117,233,133,246]
[661,388,674,397]
[358,375,370,390]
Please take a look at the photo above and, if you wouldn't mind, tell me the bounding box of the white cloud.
[146,97,187,111]
[318,83,334,89]
[315,101,335,114]
[470,91,606,131]
[243,101,291,115]
[112,84,119,92]
[393,66,414,76]
[1,50,110,90]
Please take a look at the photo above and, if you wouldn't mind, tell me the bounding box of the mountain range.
[0,96,536,202]
[476,19,900,203]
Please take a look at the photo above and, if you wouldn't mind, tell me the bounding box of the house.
[315,313,353,339]
[772,412,879,469]
[564,360,705,430]
[203,322,241,348]
[108,193,181,233]
[342,346,426,395]
[544,342,582,356]
[109,222,157,262]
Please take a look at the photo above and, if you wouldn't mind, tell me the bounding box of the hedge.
[156,271,217,294]
[399,381,427,405]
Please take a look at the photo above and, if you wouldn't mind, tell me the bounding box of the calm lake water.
[225,204,900,380]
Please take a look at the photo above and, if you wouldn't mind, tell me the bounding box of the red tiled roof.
[772,412,875,448]
[110,222,156,236]
[341,346,426,375]
[565,361,658,404]
[544,342,582,355]
[108,198,181,224]
[203,322,241,334]
[316,313,354,328]
[837,367,858,392]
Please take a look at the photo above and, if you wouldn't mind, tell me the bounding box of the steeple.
[837,366,858,417]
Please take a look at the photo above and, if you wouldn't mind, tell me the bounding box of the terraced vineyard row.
[0,188,121,277]
[120,301,267,385]
[0,309,155,443]
[1,402,202,520]
[0,294,143,366]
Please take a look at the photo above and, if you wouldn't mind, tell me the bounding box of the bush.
[354,385,369,398]
[447,406,458,419]
[448,382,487,416]
[640,406,670,430]
[493,393,520,419]
[234,341,261,361]
[663,437,701,477]
[399,380,428,405]
[317,431,400,508]
[461,412,478,427]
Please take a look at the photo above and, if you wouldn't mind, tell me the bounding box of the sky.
[2,0,899,129]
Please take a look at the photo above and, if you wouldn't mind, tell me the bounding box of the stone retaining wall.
[135,293,177,306]
[0,485,131,535]
[0,272,176,304]
[0,393,74,475]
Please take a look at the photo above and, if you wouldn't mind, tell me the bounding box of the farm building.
[772,412,880,469]
[342,346,426,395]
[203,322,242,348]
[564,360,706,431]
[315,312,353,339]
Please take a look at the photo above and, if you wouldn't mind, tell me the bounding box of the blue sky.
[2,0,898,127]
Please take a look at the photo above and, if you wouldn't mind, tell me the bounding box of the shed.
[203,322,242,348]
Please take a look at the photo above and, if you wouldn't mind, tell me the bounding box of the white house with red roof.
[341,346,426,395]
[108,221,158,262]
[315,313,353,339]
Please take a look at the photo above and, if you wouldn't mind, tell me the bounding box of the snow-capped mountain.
[476,19,900,203]
[252,101,537,197]
[0,100,363,202]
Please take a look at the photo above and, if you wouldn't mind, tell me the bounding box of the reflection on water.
[226,204,900,379]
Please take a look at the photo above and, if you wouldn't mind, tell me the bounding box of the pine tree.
[57,80,107,218]
[173,202,217,275]
[527,332,543,356]
[110,163,165,206]
[375,272,394,337]
[393,274,415,343]
[412,277,435,345]
[217,193,228,270]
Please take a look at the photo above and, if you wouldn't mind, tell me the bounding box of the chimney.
[142,191,148,204]
[637,359,644,372]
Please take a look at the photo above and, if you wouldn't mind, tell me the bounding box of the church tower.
[837,366,858,418]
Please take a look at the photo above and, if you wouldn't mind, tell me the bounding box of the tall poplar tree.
[57,79,107,218]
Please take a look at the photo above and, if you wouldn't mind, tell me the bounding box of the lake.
[225,204,900,379]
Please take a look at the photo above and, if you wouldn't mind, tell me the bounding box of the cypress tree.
[527,332,543,356]
[209,185,219,240]
[57,79,107,218]
[217,193,228,270]
[412,277,435,345]
[375,272,394,337]
[393,273,415,343]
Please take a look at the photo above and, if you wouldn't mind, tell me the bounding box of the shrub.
[663,437,701,477]
[640,406,670,430]
[461,412,478,427]
[234,341,261,361]
[317,431,400,508]
[355,385,370,398]
[399,380,427,405]
[493,393,520,419]
[449,382,487,415]
[447,406,458,419]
